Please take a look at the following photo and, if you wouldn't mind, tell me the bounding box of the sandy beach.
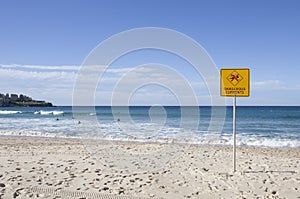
[0,137,299,199]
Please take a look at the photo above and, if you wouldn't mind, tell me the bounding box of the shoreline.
[0,135,299,150]
[0,137,299,198]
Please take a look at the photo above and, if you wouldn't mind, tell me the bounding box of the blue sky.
[0,0,299,105]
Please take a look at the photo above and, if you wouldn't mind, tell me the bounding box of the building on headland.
[0,94,4,106]
[10,94,18,103]
[0,93,10,107]
[0,93,53,107]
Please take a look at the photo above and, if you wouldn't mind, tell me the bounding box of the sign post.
[233,94,236,172]
[220,68,250,172]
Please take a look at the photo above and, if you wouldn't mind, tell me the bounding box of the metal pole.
[233,95,237,172]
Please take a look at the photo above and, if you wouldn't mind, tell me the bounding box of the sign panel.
[220,68,250,97]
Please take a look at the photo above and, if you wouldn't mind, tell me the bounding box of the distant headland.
[0,93,53,107]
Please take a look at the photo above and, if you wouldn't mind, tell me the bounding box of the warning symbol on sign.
[220,68,250,97]
[226,71,243,86]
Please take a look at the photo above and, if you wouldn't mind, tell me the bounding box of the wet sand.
[0,137,299,198]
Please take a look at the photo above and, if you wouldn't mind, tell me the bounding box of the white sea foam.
[1,128,299,148]
[238,137,300,148]
[53,111,64,115]
[40,111,53,115]
[34,110,64,115]
[0,130,79,139]
[1,106,300,149]
[0,110,22,114]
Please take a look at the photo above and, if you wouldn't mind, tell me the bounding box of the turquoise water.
[0,106,299,148]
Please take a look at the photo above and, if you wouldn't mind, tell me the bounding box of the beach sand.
[0,138,299,198]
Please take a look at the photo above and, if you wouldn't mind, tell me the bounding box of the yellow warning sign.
[220,68,250,97]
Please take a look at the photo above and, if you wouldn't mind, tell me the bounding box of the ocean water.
[0,106,299,148]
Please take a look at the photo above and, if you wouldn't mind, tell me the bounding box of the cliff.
[0,93,53,107]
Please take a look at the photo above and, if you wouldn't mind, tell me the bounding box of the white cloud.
[0,64,225,105]
[0,68,76,81]
[0,64,80,71]
[0,65,78,105]
[251,80,300,91]
[252,80,281,88]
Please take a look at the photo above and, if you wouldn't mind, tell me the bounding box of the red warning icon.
[226,71,243,86]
